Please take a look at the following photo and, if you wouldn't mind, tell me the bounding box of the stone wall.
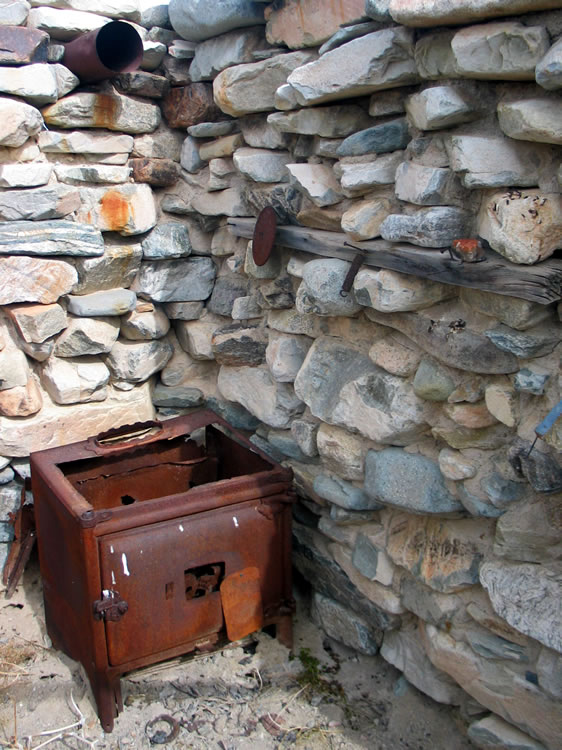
[0,1,561,747]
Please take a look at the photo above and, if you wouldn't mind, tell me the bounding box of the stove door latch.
[93,590,128,622]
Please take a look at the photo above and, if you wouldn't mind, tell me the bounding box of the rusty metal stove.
[30,410,295,732]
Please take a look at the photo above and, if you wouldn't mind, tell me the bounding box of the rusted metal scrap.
[2,480,36,600]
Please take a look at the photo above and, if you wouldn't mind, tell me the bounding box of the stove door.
[99,516,232,666]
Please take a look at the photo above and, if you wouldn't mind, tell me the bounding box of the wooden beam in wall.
[228,218,562,306]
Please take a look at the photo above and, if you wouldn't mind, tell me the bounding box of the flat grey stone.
[311,591,379,655]
[121,307,170,341]
[132,257,216,303]
[72,243,142,295]
[187,121,237,138]
[180,135,204,173]
[38,129,134,154]
[0,61,74,105]
[114,71,169,99]
[287,27,418,106]
[268,105,372,138]
[313,474,372,511]
[405,85,480,130]
[239,113,292,150]
[233,147,291,183]
[451,21,549,80]
[485,324,561,359]
[459,288,553,331]
[287,163,343,207]
[189,26,266,81]
[0,97,43,147]
[169,0,265,42]
[207,275,249,317]
[337,118,410,157]
[54,165,130,185]
[105,338,173,384]
[296,259,361,317]
[141,223,192,259]
[0,186,80,222]
[42,91,161,134]
[365,448,463,513]
[0,162,52,189]
[481,472,525,509]
[211,325,267,366]
[513,368,550,395]
[394,161,469,206]
[214,51,316,117]
[0,0,30,25]
[365,0,391,22]
[66,289,137,317]
[498,96,562,145]
[468,715,547,750]
[380,207,473,248]
[6,303,66,344]
[480,560,562,653]
[536,38,562,90]
[338,152,405,193]
[266,332,312,383]
[319,21,381,55]
[0,220,103,257]
[164,302,204,321]
[266,430,307,461]
[152,383,204,408]
[205,396,260,431]
[54,315,119,357]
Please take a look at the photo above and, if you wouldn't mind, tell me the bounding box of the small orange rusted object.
[448,238,486,263]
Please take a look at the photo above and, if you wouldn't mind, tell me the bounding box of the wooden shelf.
[228,218,562,305]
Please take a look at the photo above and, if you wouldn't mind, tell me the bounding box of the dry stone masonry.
[0,1,561,747]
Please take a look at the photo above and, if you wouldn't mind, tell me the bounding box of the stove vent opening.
[184,562,225,600]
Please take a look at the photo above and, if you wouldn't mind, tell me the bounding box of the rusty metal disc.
[252,207,277,266]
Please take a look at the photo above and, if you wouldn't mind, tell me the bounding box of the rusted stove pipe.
[63,21,144,83]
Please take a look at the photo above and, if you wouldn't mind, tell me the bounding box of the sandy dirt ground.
[0,553,475,750]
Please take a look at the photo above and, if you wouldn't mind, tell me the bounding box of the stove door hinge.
[93,590,128,622]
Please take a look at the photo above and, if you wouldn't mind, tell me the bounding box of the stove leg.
[92,672,121,733]
[276,615,293,650]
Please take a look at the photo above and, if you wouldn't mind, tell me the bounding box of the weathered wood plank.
[228,218,562,305]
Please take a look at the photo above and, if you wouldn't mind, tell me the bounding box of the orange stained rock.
[100,190,130,232]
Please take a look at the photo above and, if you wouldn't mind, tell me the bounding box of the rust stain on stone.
[92,94,119,130]
[100,190,130,232]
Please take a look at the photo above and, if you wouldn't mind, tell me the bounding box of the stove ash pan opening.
[30,409,296,733]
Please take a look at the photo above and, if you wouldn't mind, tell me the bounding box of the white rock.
[341,196,395,241]
[168,0,265,43]
[76,184,157,235]
[233,147,291,183]
[39,129,134,154]
[267,105,372,138]
[239,113,291,150]
[389,0,562,27]
[484,383,517,427]
[0,0,30,25]
[31,0,140,21]
[218,364,304,428]
[498,96,562,145]
[0,341,29,390]
[316,423,368,481]
[287,163,343,207]
[191,186,252,217]
[446,135,556,188]
[297,259,361,317]
[51,63,79,98]
[105,337,173,383]
[287,27,418,106]
[394,161,468,206]
[0,256,77,304]
[274,83,299,111]
[368,332,422,377]
[66,289,136,316]
[71,243,142,295]
[42,90,161,134]
[480,560,562,655]
[354,268,454,312]
[121,306,170,340]
[405,85,479,130]
[27,6,110,41]
[174,311,225,360]
[438,448,477,480]
[140,40,166,71]
[54,164,131,184]
[6,303,66,343]
[468,714,549,750]
[451,22,549,80]
[0,97,43,147]
[478,191,562,264]
[41,355,110,403]
[0,163,52,188]
[536,38,562,91]
[213,51,316,117]
[338,152,404,194]
[54,315,119,356]
[381,625,464,705]
[189,26,266,81]
[266,331,313,383]
[131,257,215,302]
